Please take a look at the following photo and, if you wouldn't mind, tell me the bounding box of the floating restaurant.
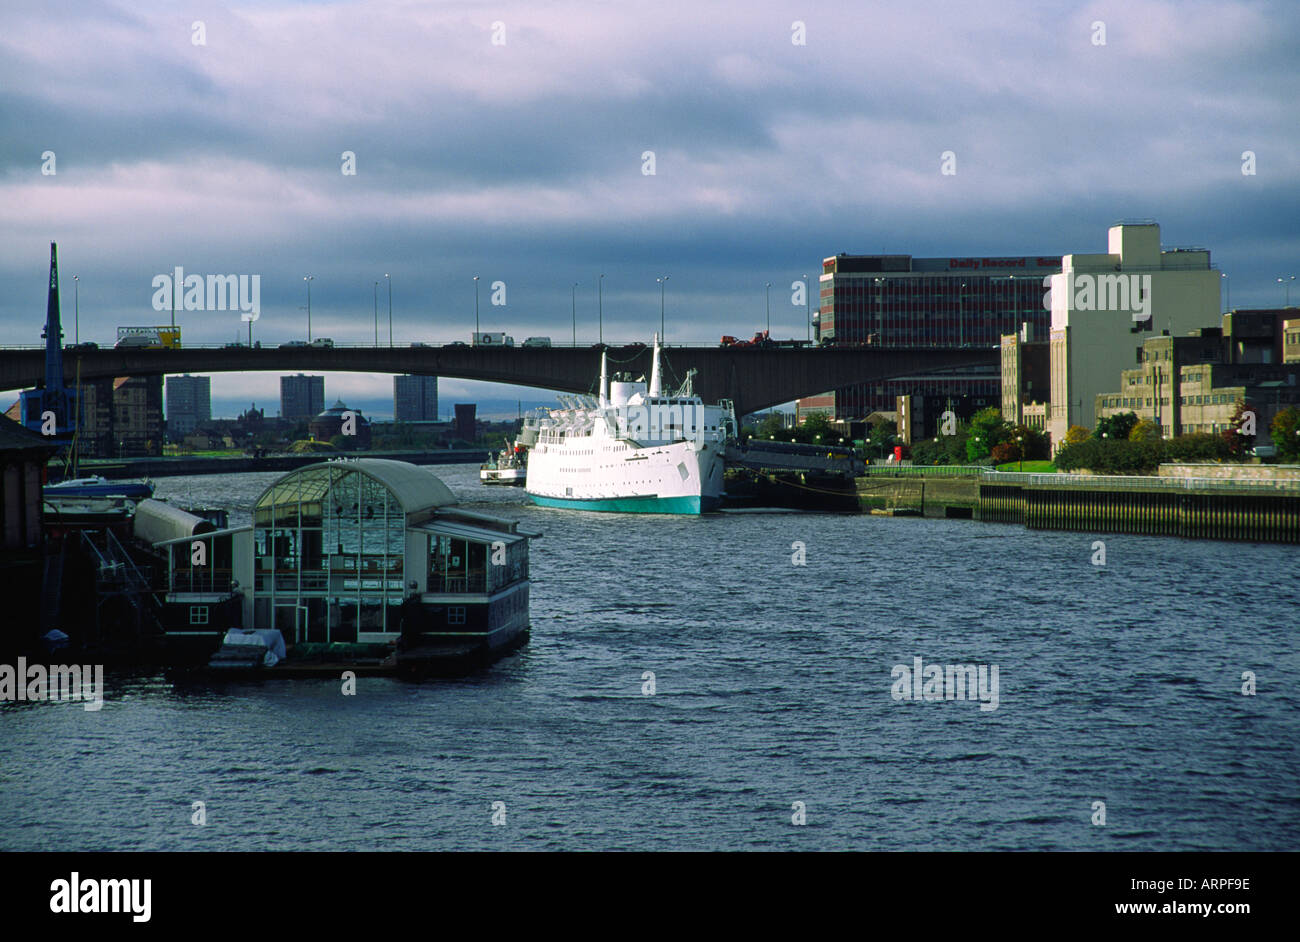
[149,458,537,674]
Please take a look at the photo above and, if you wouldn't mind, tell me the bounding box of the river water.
[1,464,1296,850]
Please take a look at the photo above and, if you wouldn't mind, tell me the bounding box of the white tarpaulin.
[219,629,286,666]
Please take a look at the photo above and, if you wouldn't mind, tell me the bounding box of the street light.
[385,273,392,346]
[958,281,966,346]
[657,274,669,341]
[1017,434,1024,472]
[874,277,883,345]
[803,273,811,343]
[598,273,605,345]
[304,275,313,341]
[474,275,480,337]
[1279,275,1296,306]
[73,275,79,345]
[373,281,379,346]
[765,282,771,335]
[572,282,579,347]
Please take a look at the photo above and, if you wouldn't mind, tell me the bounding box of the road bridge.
[0,344,997,417]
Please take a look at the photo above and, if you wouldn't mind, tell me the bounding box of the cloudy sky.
[2,0,1297,418]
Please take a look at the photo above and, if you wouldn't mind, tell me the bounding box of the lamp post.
[1221,272,1229,312]
[958,281,966,346]
[1279,275,1296,306]
[304,275,313,341]
[572,282,579,347]
[874,277,883,345]
[1008,274,1016,337]
[373,281,379,346]
[598,273,605,345]
[803,273,811,343]
[385,273,392,346]
[765,282,771,335]
[73,275,79,345]
[473,275,480,337]
[1017,434,1024,472]
[657,274,669,341]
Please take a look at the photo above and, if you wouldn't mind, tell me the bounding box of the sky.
[1,0,1297,419]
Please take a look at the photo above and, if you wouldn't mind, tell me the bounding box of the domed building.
[309,399,371,449]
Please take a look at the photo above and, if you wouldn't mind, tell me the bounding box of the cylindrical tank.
[133,498,215,546]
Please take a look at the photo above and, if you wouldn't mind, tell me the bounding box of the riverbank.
[856,470,1300,542]
[60,448,489,480]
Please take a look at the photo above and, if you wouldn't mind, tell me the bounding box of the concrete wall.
[1158,462,1300,481]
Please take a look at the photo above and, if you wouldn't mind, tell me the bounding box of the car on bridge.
[310,338,334,348]
[522,336,551,348]
[65,342,98,351]
[279,340,308,349]
[445,341,468,348]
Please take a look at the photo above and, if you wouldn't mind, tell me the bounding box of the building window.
[189,606,209,626]
[448,606,466,625]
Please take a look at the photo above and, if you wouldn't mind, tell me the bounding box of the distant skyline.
[2,0,1297,410]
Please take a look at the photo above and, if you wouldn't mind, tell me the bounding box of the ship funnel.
[648,333,662,397]
[599,351,609,406]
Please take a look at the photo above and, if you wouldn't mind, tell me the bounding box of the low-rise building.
[1095,328,1299,436]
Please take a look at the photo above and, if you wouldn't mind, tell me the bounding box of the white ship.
[521,337,735,514]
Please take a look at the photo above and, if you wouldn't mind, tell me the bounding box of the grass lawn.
[996,460,1056,473]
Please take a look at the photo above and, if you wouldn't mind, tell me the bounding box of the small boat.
[480,443,528,485]
[45,475,154,501]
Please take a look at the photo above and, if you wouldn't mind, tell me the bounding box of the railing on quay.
[862,465,993,478]
[983,471,1300,492]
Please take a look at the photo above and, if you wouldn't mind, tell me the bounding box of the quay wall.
[980,474,1300,543]
[857,471,1300,542]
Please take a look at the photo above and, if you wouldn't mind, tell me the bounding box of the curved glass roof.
[254,459,457,519]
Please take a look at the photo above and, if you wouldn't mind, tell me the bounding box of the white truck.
[472,332,514,347]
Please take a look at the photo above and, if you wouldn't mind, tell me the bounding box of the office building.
[1096,330,1298,437]
[802,250,1061,420]
[1000,323,1050,430]
[112,376,165,456]
[166,374,211,437]
[394,374,439,422]
[1048,221,1221,444]
[281,374,325,421]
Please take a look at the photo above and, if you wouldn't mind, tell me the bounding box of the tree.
[1095,411,1138,442]
[1270,406,1300,462]
[965,407,1009,463]
[801,412,834,439]
[991,440,1020,465]
[1064,425,1091,446]
[1129,419,1161,443]
[1222,400,1255,458]
[757,412,786,440]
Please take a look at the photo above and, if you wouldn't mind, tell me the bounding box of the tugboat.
[479,442,527,485]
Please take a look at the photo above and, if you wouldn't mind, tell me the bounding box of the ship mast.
[599,351,609,407]
[648,333,662,397]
